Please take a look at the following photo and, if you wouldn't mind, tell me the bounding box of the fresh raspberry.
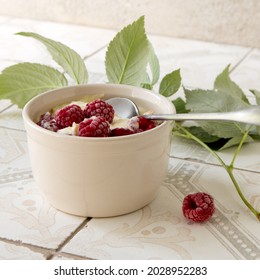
[110,128,135,137]
[128,116,156,132]
[78,116,110,137]
[37,112,59,132]
[55,104,84,128]
[84,100,115,123]
[38,111,52,123]
[138,116,156,131]
[182,192,215,223]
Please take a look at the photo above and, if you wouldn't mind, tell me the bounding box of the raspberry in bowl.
[36,97,157,138]
[22,84,175,217]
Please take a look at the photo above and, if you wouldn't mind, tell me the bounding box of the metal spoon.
[106,97,260,126]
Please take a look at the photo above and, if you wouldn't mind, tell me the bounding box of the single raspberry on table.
[37,112,59,132]
[54,104,84,128]
[84,100,115,123]
[182,192,215,222]
[78,116,111,137]
[110,128,136,137]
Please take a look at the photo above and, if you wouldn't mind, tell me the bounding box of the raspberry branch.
[174,123,260,222]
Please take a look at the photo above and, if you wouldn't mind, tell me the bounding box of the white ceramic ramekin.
[22,84,175,217]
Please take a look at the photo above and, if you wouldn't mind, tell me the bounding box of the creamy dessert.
[37,96,157,137]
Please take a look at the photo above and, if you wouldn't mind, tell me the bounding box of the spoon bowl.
[106,97,140,118]
[107,97,260,126]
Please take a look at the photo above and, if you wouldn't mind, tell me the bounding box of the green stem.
[174,124,228,169]
[174,123,260,221]
[226,167,259,219]
[229,127,251,170]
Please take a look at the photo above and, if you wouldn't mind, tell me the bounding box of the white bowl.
[22,84,175,217]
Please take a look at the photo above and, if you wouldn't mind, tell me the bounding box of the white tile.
[231,49,260,90]
[63,159,260,259]
[0,100,12,112]
[170,135,260,173]
[170,135,213,160]
[87,71,107,84]
[85,49,107,76]
[0,15,11,24]
[51,253,89,260]
[0,60,18,71]
[0,178,86,249]
[0,17,115,64]
[0,128,30,173]
[0,128,85,249]
[210,141,260,172]
[0,241,45,259]
[0,104,24,131]
[148,35,251,89]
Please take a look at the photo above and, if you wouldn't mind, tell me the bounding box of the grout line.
[0,235,94,260]
[0,58,23,64]
[83,44,108,60]
[47,218,92,260]
[169,154,260,174]
[48,250,95,260]
[0,103,15,114]
[0,218,93,260]
[0,237,55,259]
[229,48,254,73]
[0,125,26,132]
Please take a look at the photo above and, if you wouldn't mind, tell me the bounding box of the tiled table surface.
[0,16,260,260]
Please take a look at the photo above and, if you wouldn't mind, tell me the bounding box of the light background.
[0,0,259,47]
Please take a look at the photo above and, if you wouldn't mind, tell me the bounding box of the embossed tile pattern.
[0,241,46,260]
[63,159,260,260]
[0,16,259,259]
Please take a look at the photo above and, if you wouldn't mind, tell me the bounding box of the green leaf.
[159,69,181,97]
[141,83,153,90]
[214,64,249,103]
[0,62,68,108]
[147,41,160,86]
[219,134,254,150]
[184,88,249,138]
[16,32,88,85]
[172,97,188,113]
[140,72,151,89]
[249,128,260,140]
[185,126,220,143]
[248,90,260,135]
[184,88,248,113]
[140,43,160,89]
[105,16,149,86]
[199,121,246,138]
[250,89,260,105]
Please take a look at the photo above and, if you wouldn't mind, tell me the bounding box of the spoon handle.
[144,107,260,126]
